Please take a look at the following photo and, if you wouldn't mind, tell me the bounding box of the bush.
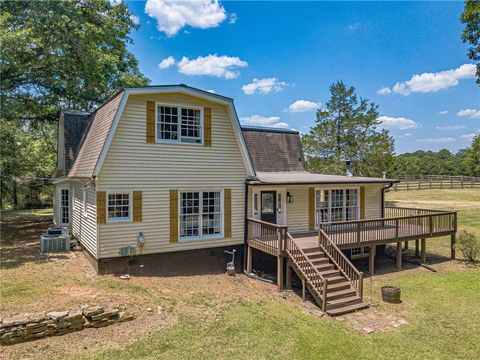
[456,230,480,262]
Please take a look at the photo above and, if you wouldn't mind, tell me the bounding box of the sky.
[123,0,479,154]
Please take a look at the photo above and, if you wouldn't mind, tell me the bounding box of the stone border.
[0,306,134,346]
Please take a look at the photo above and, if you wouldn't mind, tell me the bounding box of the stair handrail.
[318,228,363,298]
[285,232,328,312]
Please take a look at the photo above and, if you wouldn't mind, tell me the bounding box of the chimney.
[346,160,353,177]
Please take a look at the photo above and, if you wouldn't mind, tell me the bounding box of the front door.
[261,191,276,224]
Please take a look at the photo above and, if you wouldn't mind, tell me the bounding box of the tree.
[466,134,480,176]
[0,0,149,209]
[302,81,395,178]
[461,0,480,84]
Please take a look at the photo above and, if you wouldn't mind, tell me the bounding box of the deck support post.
[301,278,306,301]
[246,245,253,273]
[450,234,456,260]
[415,239,420,258]
[421,238,427,263]
[396,242,402,269]
[277,256,284,291]
[286,259,292,290]
[404,241,409,250]
[369,245,376,276]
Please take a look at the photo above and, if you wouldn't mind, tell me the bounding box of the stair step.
[327,281,351,292]
[314,263,334,271]
[327,302,370,316]
[306,251,325,259]
[327,295,362,310]
[310,257,329,265]
[318,269,340,278]
[326,288,357,300]
[326,275,348,284]
[303,247,321,254]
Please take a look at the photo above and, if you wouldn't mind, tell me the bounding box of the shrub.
[456,230,480,262]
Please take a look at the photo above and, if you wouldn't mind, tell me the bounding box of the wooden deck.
[245,206,457,315]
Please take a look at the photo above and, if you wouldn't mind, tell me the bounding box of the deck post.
[396,242,402,269]
[246,244,253,273]
[277,256,284,291]
[404,241,409,250]
[369,245,376,275]
[450,234,456,260]
[415,239,420,258]
[301,278,306,301]
[286,259,292,290]
[421,238,426,263]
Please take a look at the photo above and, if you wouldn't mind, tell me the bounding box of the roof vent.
[346,160,353,177]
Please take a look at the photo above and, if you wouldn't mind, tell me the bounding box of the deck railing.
[319,207,456,247]
[285,233,328,312]
[318,229,363,298]
[247,218,288,256]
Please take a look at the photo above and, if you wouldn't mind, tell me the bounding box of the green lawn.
[2,190,479,359]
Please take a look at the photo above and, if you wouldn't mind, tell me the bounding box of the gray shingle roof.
[242,126,306,172]
[63,111,91,175]
[249,171,398,185]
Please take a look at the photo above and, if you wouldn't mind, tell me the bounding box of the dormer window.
[157,105,202,144]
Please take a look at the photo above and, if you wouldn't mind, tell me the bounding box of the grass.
[2,189,479,359]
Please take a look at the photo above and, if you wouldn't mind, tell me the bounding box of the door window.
[261,192,275,214]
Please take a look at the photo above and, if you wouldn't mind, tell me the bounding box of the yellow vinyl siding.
[146,101,155,143]
[71,181,98,257]
[204,107,212,147]
[96,93,247,258]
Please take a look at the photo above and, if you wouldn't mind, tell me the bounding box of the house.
[52,85,457,315]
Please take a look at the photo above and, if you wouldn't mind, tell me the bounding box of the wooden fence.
[392,175,480,191]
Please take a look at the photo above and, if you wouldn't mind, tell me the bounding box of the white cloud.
[404,133,412,137]
[459,133,477,141]
[285,100,319,113]
[387,64,476,96]
[240,115,290,129]
[145,0,227,36]
[457,108,480,118]
[206,89,216,93]
[439,110,448,115]
[417,137,455,143]
[177,55,247,79]
[376,87,391,95]
[378,115,419,130]
[130,14,140,26]
[348,23,360,31]
[435,125,466,131]
[242,77,288,95]
[158,56,176,69]
[229,13,237,24]
[240,115,281,125]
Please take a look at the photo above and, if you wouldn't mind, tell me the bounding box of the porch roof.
[248,171,398,185]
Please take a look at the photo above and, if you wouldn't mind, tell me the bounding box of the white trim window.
[107,193,131,222]
[157,105,202,144]
[351,246,370,259]
[315,188,359,226]
[179,191,222,240]
[60,188,69,225]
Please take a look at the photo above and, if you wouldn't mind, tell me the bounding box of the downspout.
[243,181,249,272]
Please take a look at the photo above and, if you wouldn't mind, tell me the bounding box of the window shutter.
[204,107,212,147]
[170,190,178,243]
[360,186,365,219]
[146,101,155,144]
[224,188,232,238]
[96,191,106,224]
[308,187,315,231]
[133,191,142,223]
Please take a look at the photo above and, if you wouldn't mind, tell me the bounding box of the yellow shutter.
[204,107,212,147]
[170,190,178,243]
[133,191,142,223]
[224,188,232,238]
[146,101,155,144]
[308,187,315,231]
[96,191,106,224]
[360,186,365,219]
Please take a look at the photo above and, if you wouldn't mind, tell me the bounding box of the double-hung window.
[60,189,69,225]
[179,191,222,240]
[157,105,202,144]
[315,188,359,226]
[107,193,131,222]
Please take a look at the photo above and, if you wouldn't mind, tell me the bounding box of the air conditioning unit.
[40,234,70,254]
[47,226,68,236]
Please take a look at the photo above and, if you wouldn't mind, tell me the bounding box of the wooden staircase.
[285,232,368,316]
